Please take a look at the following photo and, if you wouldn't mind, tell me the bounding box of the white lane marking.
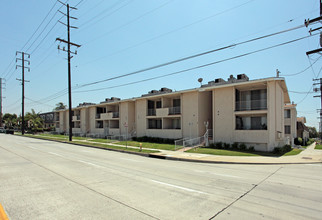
[78,160,105,168]
[48,152,63,157]
[305,164,322,167]
[120,158,141,163]
[28,146,37,150]
[150,180,209,195]
[193,170,241,179]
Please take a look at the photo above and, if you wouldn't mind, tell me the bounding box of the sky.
[1,0,321,129]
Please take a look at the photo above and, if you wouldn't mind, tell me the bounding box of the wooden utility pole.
[306,0,322,139]
[56,1,81,141]
[16,51,30,135]
[0,78,5,127]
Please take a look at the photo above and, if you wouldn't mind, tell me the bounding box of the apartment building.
[284,103,297,146]
[53,74,297,152]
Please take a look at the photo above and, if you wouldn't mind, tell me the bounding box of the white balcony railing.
[235,99,267,111]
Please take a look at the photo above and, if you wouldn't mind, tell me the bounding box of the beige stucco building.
[53,74,298,152]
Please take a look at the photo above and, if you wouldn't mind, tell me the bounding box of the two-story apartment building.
[53,74,296,152]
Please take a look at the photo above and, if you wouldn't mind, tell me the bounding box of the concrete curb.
[13,134,322,165]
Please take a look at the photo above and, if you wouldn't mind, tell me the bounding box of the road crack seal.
[208,166,283,219]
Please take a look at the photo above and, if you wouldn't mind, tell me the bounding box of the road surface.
[0,134,321,219]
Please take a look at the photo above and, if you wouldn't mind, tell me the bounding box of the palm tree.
[24,109,44,133]
[54,102,67,111]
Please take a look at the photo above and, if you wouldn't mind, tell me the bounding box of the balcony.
[100,112,119,120]
[147,109,156,116]
[169,106,181,115]
[235,99,267,111]
[72,115,80,121]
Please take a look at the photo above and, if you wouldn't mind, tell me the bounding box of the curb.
[13,134,322,165]
[14,134,153,158]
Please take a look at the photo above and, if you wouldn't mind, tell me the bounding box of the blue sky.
[1,0,321,128]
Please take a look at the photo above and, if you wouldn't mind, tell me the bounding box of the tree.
[54,102,66,111]
[24,109,44,133]
[3,113,18,129]
[308,126,318,138]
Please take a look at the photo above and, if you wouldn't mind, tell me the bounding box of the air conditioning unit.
[237,74,249,81]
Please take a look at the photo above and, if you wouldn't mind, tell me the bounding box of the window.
[148,119,162,129]
[285,125,291,134]
[284,109,291,118]
[236,89,267,111]
[96,121,103,128]
[236,115,267,130]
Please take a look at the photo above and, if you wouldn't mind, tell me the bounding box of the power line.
[77,25,308,89]
[75,34,316,94]
[21,1,59,51]
[78,0,132,30]
[25,7,63,53]
[280,55,322,76]
[80,0,258,64]
[82,0,174,45]
[297,66,322,105]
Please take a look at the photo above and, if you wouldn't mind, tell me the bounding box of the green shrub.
[132,136,175,144]
[248,146,255,152]
[224,143,230,149]
[239,143,247,151]
[215,142,223,149]
[294,137,303,145]
[232,142,239,149]
[273,145,292,154]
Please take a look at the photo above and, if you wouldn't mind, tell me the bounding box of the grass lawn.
[315,144,322,150]
[186,147,302,157]
[16,133,158,154]
[72,141,158,154]
[117,141,176,151]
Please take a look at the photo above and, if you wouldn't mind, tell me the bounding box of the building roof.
[54,76,292,112]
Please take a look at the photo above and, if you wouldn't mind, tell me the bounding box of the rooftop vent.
[237,74,249,81]
[215,78,226,83]
[77,102,96,107]
[100,97,121,104]
[227,75,237,83]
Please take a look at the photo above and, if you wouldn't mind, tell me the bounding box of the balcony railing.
[112,112,119,118]
[147,109,156,116]
[169,106,181,115]
[235,99,267,111]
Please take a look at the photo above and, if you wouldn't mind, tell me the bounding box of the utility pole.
[16,51,30,135]
[56,0,81,142]
[306,0,322,139]
[305,0,322,55]
[0,78,5,127]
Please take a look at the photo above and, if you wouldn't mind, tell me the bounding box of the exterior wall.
[120,101,135,135]
[213,87,234,144]
[267,81,285,151]
[182,92,199,138]
[51,77,291,152]
[198,91,212,136]
[136,99,146,137]
[284,106,297,146]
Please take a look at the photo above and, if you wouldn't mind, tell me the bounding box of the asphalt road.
[0,134,321,220]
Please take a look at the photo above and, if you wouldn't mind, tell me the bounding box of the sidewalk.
[23,135,322,164]
[149,143,322,164]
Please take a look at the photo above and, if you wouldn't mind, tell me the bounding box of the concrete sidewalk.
[22,135,322,164]
[150,143,322,164]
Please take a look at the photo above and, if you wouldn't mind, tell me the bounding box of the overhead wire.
[296,66,322,105]
[74,34,317,94]
[280,55,322,76]
[77,24,308,89]
[80,0,257,64]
